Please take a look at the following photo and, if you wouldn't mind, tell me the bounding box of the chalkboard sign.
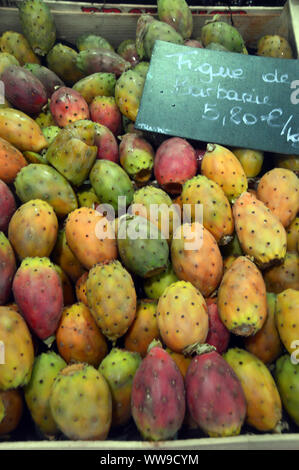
[135,40,299,155]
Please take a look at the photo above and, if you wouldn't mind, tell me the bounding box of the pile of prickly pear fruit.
[0,0,298,444]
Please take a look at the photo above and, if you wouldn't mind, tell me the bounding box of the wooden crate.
[0,0,298,450]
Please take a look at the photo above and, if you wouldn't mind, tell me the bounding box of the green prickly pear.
[115,69,145,122]
[42,126,60,146]
[76,33,114,53]
[157,0,193,39]
[77,187,100,209]
[275,354,299,426]
[119,133,154,184]
[201,15,245,53]
[73,73,116,104]
[143,261,178,300]
[257,35,293,59]
[276,288,299,355]
[0,52,19,75]
[46,43,84,86]
[0,31,40,65]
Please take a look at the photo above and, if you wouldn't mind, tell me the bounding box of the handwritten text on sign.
[135,41,299,155]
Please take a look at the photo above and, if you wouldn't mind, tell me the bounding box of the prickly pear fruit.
[86,260,136,342]
[14,164,78,218]
[158,0,193,39]
[276,288,299,355]
[0,233,16,306]
[232,148,264,177]
[13,257,63,340]
[124,299,159,357]
[131,340,185,441]
[0,180,16,233]
[263,252,299,293]
[52,229,85,283]
[0,52,19,75]
[73,72,116,105]
[46,43,84,86]
[201,143,248,203]
[54,264,75,307]
[244,293,282,364]
[274,153,299,172]
[117,215,169,279]
[0,306,34,390]
[24,63,64,99]
[77,48,130,76]
[41,126,60,146]
[49,87,90,127]
[76,33,114,53]
[218,256,267,336]
[117,39,140,67]
[181,175,234,245]
[143,261,178,299]
[18,0,56,56]
[157,280,208,353]
[24,351,66,436]
[186,349,246,437]
[0,390,23,436]
[257,35,293,59]
[133,61,149,79]
[184,39,203,48]
[115,69,145,122]
[154,137,197,194]
[0,31,40,65]
[119,133,154,184]
[75,272,88,306]
[90,159,134,213]
[65,207,117,270]
[0,138,27,184]
[64,119,95,145]
[8,199,58,260]
[77,187,100,209]
[223,348,282,431]
[90,95,121,136]
[23,150,48,165]
[233,191,287,269]
[256,168,299,228]
[275,354,299,426]
[93,123,119,162]
[49,363,112,440]
[205,300,230,354]
[99,348,142,427]
[166,349,191,378]
[35,109,56,128]
[0,108,48,153]
[286,217,299,252]
[171,222,223,297]
[201,15,245,53]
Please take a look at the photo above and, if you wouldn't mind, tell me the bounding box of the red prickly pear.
[205,300,230,354]
[12,257,64,340]
[0,180,16,233]
[76,48,131,77]
[0,232,16,305]
[131,340,185,441]
[154,137,197,194]
[50,87,90,127]
[23,63,65,99]
[1,65,47,115]
[90,96,122,136]
[94,123,119,163]
[185,348,246,437]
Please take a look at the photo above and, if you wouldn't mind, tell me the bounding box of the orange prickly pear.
[0,137,27,184]
[124,299,159,357]
[75,272,89,306]
[0,31,40,65]
[166,349,191,379]
[286,217,299,252]
[0,390,23,436]
[52,229,86,284]
[53,264,76,307]
[276,288,299,355]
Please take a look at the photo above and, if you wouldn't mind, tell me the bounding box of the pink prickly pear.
[0,180,16,233]
[76,48,131,76]
[50,87,90,127]
[90,96,122,135]
[0,232,16,305]
[205,299,230,354]
[94,123,119,163]
[131,340,185,441]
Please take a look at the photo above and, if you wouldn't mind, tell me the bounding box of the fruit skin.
[52,229,85,283]
[56,302,108,367]
[94,123,119,163]
[201,15,245,52]
[117,39,140,67]
[14,163,78,218]
[76,34,114,53]
[275,354,299,426]
[257,35,293,59]
[256,168,299,228]
[24,351,66,436]
[0,108,48,153]
[119,133,154,184]
[0,52,19,75]
[233,191,287,269]
[157,0,193,39]
[0,390,23,436]
[18,0,56,56]
[115,69,145,122]
[157,280,209,353]
[274,154,299,172]
[0,31,40,65]
[143,261,178,300]
[99,348,142,427]
[0,139,28,184]
[8,199,58,260]
[75,272,88,306]
[76,48,131,76]
[65,207,117,271]
[154,137,197,195]
[117,215,169,279]
[171,222,223,298]
[73,72,116,104]
[185,350,247,437]
[124,299,159,357]
[50,87,90,127]
[131,341,185,441]
[205,300,230,355]
[286,217,299,252]
[90,96,122,136]
[90,159,134,214]
[201,143,248,203]
[13,257,64,340]
[0,232,16,306]
[0,180,16,233]
[181,175,234,245]
[245,293,282,364]
[49,363,112,441]
[276,288,299,355]
[263,252,299,293]
[86,260,136,343]
[231,148,264,178]
[0,306,34,390]
[46,43,84,86]
[223,348,282,432]
[218,256,267,337]
[35,109,56,129]
[166,349,191,378]
[24,63,64,99]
